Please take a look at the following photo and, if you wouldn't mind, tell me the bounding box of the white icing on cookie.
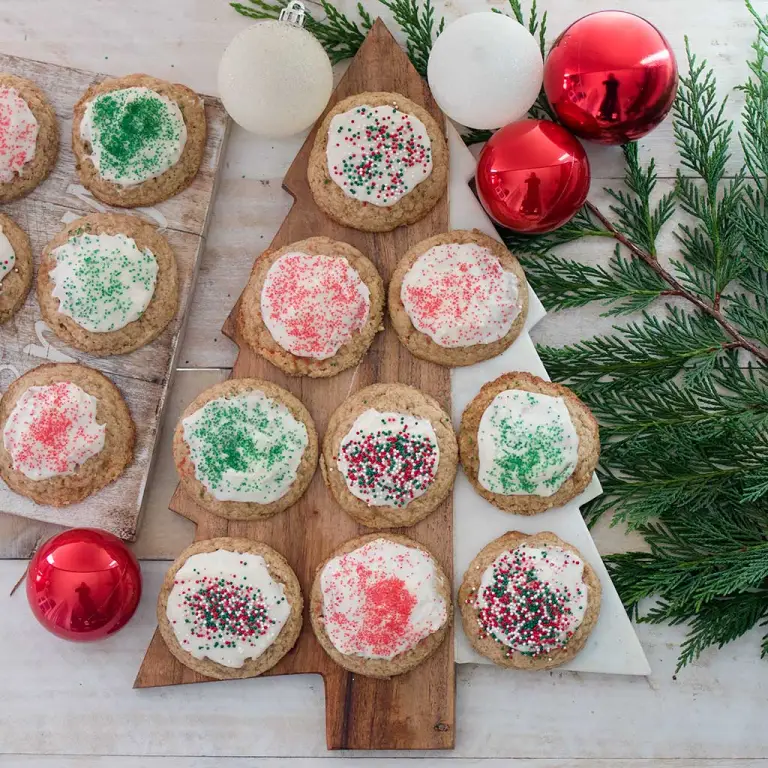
[478,390,579,497]
[2,381,106,480]
[50,232,158,333]
[260,251,370,360]
[320,538,447,659]
[401,242,522,348]
[0,87,38,183]
[475,544,588,655]
[0,226,16,285]
[337,409,440,508]
[326,104,433,207]
[166,549,291,668]
[182,390,308,504]
[80,86,187,187]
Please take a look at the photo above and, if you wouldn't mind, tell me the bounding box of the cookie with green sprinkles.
[459,531,601,670]
[308,91,448,232]
[458,372,600,515]
[72,73,206,207]
[157,537,303,680]
[0,212,33,325]
[37,212,179,356]
[173,378,319,520]
[321,383,458,528]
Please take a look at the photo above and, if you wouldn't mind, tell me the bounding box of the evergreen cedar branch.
[229,0,768,670]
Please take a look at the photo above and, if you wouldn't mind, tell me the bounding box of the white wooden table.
[2,0,768,764]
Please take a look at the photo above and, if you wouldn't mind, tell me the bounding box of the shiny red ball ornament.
[476,119,590,234]
[26,528,142,641]
[543,11,678,145]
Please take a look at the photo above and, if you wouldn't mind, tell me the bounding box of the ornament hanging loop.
[279,1,306,26]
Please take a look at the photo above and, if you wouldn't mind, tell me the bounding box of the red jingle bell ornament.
[26,528,142,641]
[543,11,678,145]
[476,119,590,234]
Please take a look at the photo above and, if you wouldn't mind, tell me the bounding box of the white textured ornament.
[427,12,543,130]
[218,5,333,138]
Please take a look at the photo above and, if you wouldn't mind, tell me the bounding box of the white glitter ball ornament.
[218,2,333,137]
[427,12,544,130]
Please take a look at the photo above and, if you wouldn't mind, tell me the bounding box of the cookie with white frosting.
[389,229,529,366]
[308,91,448,232]
[173,378,318,520]
[310,533,452,678]
[239,236,384,378]
[0,363,134,506]
[321,383,457,528]
[157,537,303,680]
[73,73,206,207]
[459,531,601,670]
[0,212,33,324]
[37,213,178,356]
[0,73,58,203]
[459,372,599,514]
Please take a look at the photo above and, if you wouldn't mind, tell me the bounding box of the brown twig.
[586,201,768,366]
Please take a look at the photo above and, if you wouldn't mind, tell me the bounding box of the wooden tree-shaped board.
[135,19,454,750]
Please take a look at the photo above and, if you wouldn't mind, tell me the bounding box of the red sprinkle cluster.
[0,87,37,178]
[262,252,368,358]
[474,549,582,657]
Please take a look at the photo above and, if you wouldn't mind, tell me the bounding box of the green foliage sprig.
[228,0,768,669]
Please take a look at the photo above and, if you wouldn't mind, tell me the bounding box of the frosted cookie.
[310,533,451,678]
[158,537,303,680]
[239,236,384,378]
[73,73,206,207]
[458,372,599,514]
[389,229,529,366]
[173,378,318,520]
[308,91,448,232]
[0,213,33,324]
[459,531,601,670]
[37,213,179,356]
[0,363,134,506]
[321,383,457,528]
[0,73,58,203]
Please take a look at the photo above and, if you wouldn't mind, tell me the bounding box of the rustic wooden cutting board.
[0,53,229,539]
[135,20,455,750]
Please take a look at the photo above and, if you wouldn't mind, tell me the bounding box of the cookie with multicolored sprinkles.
[0,212,33,325]
[308,91,448,232]
[157,537,303,680]
[389,229,529,366]
[72,73,206,207]
[310,532,452,678]
[173,378,318,520]
[0,363,134,506]
[0,73,59,203]
[321,383,458,528]
[459,531,601,670]
[459,372,599,515]
[238,236,384,378]
[37,212,179,356]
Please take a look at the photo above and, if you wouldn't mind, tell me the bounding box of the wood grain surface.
[135,20,455,750]
[0,54,229,538]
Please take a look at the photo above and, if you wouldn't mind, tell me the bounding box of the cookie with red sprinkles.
[459,531,601,670]
[0,73,59,204]
[321,383,457,528]
[310,532,452,678]
[157,537,303,680]
[0,212,33,325]
[239,236,384,378]
[389,229,529,366]
[308,91,448,232]
[0,363,134,506]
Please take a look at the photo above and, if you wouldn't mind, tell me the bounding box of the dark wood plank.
[135,19,455,750]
